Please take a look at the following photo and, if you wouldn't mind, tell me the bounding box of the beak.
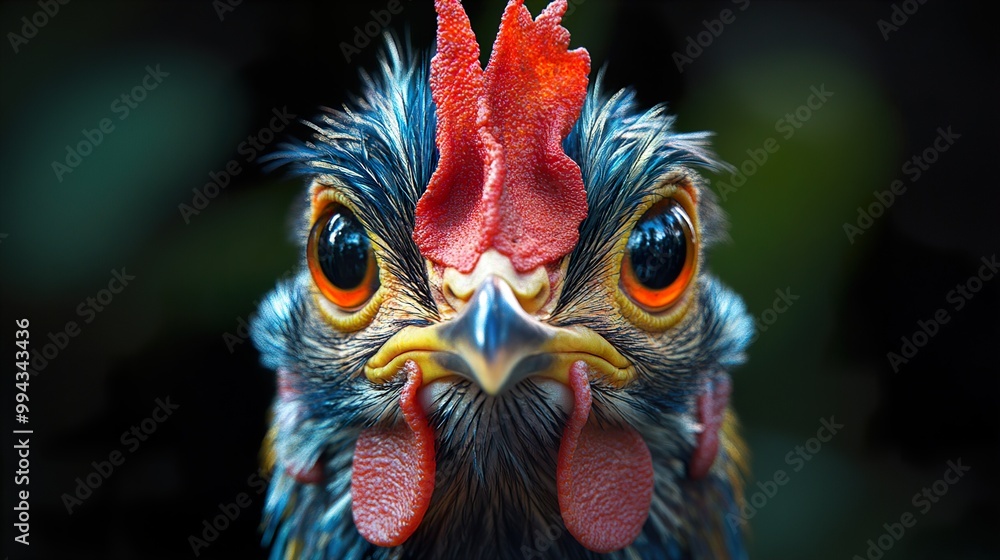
[437,277,553,395]
[364,278,634,394]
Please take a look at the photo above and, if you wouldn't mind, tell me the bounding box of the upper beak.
[437,276,554,395]
[364,277,634,394]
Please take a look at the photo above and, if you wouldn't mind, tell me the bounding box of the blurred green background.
[1,1,997,559]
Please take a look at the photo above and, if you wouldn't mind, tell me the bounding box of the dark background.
[2,1,997,559]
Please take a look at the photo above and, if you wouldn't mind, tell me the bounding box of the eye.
[620,199,697,312]
[307,205,380,311]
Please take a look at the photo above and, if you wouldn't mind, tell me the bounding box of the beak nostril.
[440,279,463,313]
[515,278,550,315]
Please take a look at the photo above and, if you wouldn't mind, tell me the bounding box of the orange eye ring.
[307,205,380,311]
[620,199,697,313]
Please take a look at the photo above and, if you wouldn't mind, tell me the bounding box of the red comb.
[414,0,590,273]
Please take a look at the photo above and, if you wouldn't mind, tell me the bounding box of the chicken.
[251,1,753,558]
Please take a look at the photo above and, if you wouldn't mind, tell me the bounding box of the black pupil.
[626,204,688,289]
[316,210,370,289]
